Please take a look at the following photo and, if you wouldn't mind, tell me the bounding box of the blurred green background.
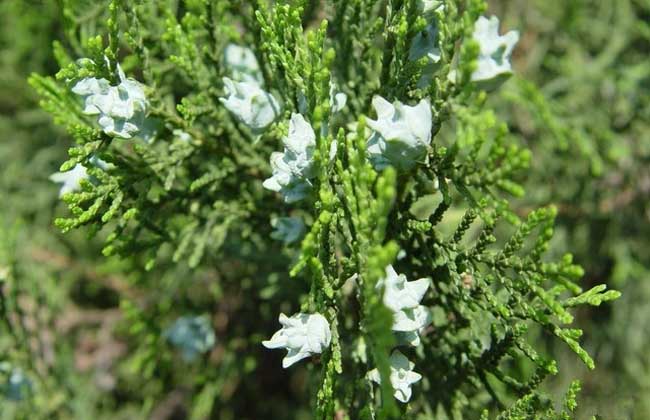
[1,0,648,418]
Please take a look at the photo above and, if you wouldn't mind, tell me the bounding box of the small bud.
[366,96,432,171]
[220,77,281,134]
[262,312,331,368]
[163,316,216,362]
[72,63,148,139]
[223,44,264,86]
[367,351,422,403]
[471,16,519,90]
[377,265,432,346]
[263,113,317,203]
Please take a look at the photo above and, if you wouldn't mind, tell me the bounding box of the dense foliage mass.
[1,0,646,419]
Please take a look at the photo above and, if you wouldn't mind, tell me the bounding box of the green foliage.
[1,0,641,419]
[490,0,650,417]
